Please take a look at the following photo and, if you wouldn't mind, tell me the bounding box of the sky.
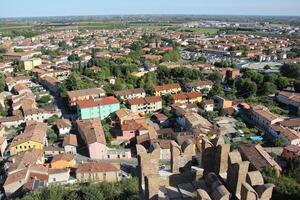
[1,0,300,18]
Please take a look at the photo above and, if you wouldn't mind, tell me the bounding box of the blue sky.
[1,0,300,18]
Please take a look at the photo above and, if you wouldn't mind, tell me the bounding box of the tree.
[37,95,51,104]
[235,78,257,98]
[209,83,224,98]
[0,74,5,93]
[14,48,24,52]
[0,48,7,53]
[273,136,286,147]
[47,128,57,143]
[47,115,59,125]
[208,72,223,83]
[280,63,300,80]
[294,81,300,93]
[275,76,289,90]
[68,54,81,62]
[161,50,180,62]
[262,82,277,95]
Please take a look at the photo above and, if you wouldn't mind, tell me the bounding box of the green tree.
[208,72,223,83]
[235,78,257,98]
[0,74,5,93]
[0,48,7,53]
[161,50,180,62]
[294,80,300,93]
[37,95,52,104]
[209,83,224,98]
[262,82,277,95]
[47,128,57,143]
[276,76,289,90]
[280,63,300,80]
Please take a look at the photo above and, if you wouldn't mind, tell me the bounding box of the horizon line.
[1,13,300,20]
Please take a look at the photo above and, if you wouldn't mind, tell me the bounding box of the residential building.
[44,147,65,157]
[6,148,45,174]
[20,58,42,71]
[214,96,233,110]
[250,105,283,130]
[280,118,300,133]
[238,144,282,174]
[173,105,212,132]
[50,153,76,169]
[67,88,106,106]
[48,168,71,185]
[277,91,300,115]
[9,121,48,155]
[56,118,72,136]
[77,119,107,159]
[76,162,121,183]
[77,96,120,120]
[127,96,162,113]
[63,134,78,154]
[40,75,60,95]
[269,124,300,146]
[200,99,214,112]
[184,80,213,92]
[170,91,202,104]
[114,88,146,101]
[282,145,300,160]
[153,83,181,96]
[115,108,145,125]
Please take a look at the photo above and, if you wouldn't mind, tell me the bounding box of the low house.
[40,75,60,95]
[50,153,76,169]
[44,147,65,158]
[77,96,120,120]
[120,119,149,140]
[277,91,300,115]
[20,58,42,71]
[76,162,121,183]
[55,118,72,136]
[6,148,45,174]
[238,144,282,174]
[4,169,29,197]
[214,96,233,110]
[23,108,58,122]
[127,96,162,113]
[63,134,78,154]
[280,118,300,133]
[115,108,145,125]
[200,99,214,112]
[173,105,212,133]
[77,119,107,159]
[250,105,283,130]
[151,139,172,160]
[9,121,48,155]
[151,113,168,126]
[114,88,146,101]
[153,83,181,96]
[269,124,300,146]
[184,80,213,92]
[170,91,203,104]
[67,88,106,106]
[48,168,71,185]
[282,145,300,160]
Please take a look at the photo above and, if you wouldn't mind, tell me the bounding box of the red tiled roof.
[77,96,119,109]
[128,96,161,105]
[76,162,120,173]
[154,83,181,92]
